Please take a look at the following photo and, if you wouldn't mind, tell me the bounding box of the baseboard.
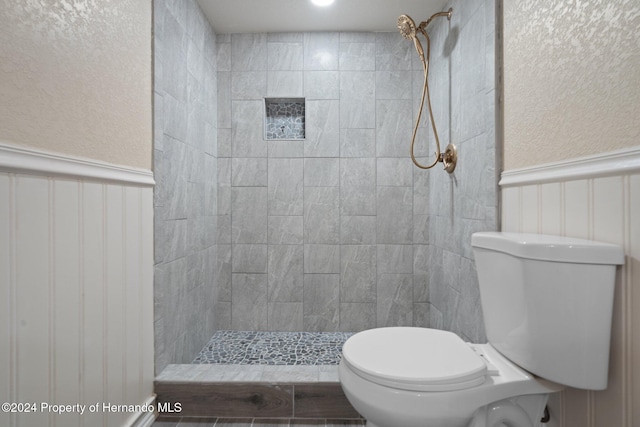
[0,142,154,186]
[500,146,640,187]
[123,396,157,427]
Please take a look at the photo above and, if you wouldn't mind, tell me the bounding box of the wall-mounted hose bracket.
[441,143,457,173]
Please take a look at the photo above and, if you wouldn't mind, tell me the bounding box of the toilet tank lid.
[471,232,624,265]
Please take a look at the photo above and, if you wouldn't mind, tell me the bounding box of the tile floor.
[153,417,365,426]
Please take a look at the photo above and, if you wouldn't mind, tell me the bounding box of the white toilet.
[339,232,624,427]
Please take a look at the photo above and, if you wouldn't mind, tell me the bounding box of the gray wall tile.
[268,244,304,302]
[340,245,376,303]
[267,71,304,97]
[217,128,231,157]
[304,32,339,70]
[413,214,430,244]
[377,158,413,186]
[340,158,376,216]
[216,41,230,71]
[303,274,340,331]
[163,94,188,141]
[413,303,431,328]
[231,100,266,157]
[156,218,187,264]
[377,186,413,244]
[154,0,219,373]
[340,216,376,245]
[217,185,231,216]
[377,274,413,327]
[304,158,339,187]
[268,32,304,42]
[305,100,340,157]
[377,245,413,274]
[304,71,340,100]
[268,216,304,244]
[268,139,304,158]
[339,32,376,43]
[268,302,303,331]
[376,71,412,100]
[162,137,188,219]
[268,158,304,215]
[413,169,430,214]
[232,244,268,273]
[340,303,376,332]
[304,187,340,244]
[340,71,375,129]
[232,187,268,243]
[426,0,496,343]
[413,244,430,302]
[231,71,267,100]
[215,244,232,301]
[232,33,267,71]
[340,128,376,158]
[376,100,413,157]
[232,273,268,330]
[304,244,340,274]
[217,72,231,128]
[267,42,304,70]
[339,42,376,71]
[232,158,268,187]
[375,32,412,71]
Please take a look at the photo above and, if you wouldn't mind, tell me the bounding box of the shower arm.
[404,8,457,173]
[419,10,453,32]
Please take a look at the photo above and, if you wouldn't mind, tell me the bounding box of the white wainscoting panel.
[501,154,639,427]
[0,168,154,427]
[0,175,9,427]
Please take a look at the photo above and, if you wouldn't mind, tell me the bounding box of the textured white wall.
[503,0,640,170]
[0,0,152,170]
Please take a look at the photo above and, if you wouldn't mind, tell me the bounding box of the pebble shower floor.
[193,331,354,365]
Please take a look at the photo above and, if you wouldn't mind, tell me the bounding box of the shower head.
[398,14,425,64]
[397,14,417,40]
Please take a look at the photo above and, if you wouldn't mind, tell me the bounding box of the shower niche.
[264,97,306,140]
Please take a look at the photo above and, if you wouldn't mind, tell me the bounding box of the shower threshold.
[154,331,362,421]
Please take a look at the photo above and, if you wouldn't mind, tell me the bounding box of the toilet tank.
[471,232,624,390]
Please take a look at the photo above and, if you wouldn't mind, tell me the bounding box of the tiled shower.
[217,30,435,334]
[153,0,497,373]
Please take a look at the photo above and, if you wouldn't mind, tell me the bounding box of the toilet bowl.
[339,327,560,427]
[339,232,624,427]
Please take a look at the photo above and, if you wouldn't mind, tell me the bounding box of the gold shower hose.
[398,9,457,173]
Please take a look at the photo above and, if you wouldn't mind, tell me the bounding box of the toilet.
[339,232,624,427]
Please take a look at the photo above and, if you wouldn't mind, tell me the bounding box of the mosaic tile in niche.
[265,98,306,140]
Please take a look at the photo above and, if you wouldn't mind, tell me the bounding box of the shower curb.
[154,364,362,420]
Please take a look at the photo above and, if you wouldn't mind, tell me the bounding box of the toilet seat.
[342,327,488,392]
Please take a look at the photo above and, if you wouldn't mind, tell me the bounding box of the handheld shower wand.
[398,8,456,173]
[397,14,425,63]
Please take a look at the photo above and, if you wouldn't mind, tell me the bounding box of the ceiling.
[196,0,448,34]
